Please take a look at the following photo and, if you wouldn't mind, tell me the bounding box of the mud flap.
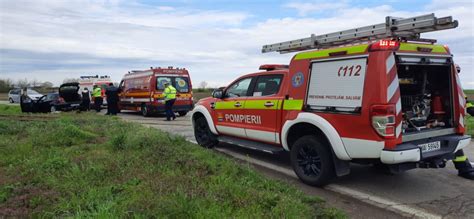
[331,149,351,177]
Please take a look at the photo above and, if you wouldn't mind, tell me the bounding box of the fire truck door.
[243,74,284,144]
[213,77,254,138]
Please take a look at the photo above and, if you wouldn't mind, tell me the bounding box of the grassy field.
[193,91,212,102]
[0,105,343,218]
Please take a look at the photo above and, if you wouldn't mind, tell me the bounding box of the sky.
[0,0,473,88]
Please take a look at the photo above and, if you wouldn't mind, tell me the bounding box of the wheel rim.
[195,120,209,143]
[51,106,56,112]
[142,106,147,116]
[296,145,322,177]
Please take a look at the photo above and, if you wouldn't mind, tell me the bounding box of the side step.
[217,136,284,154]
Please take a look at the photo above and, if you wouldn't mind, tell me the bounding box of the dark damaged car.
[21,83,83,113]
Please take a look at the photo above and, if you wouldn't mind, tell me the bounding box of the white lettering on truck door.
[307,57,368,108]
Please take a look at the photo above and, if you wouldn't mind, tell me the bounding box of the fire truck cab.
[119,67,193,117]
[191,14,471,186]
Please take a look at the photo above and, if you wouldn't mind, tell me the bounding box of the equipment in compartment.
[399,65,451,133]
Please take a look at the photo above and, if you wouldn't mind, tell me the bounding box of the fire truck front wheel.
[290,135,335,187]
[193,116,218,148]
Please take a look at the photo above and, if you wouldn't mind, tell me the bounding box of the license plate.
[71,104,80,107]
[419,141,441,153]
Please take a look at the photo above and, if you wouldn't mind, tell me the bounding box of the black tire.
[9,98,14,103]
[178,111,188,117]
[290,135,335,186]
[193,116,218,148]
[141,104,151,117]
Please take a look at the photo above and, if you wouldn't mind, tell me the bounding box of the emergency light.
[369,40,400,51]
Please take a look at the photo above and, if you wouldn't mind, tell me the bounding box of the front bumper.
[381,134,471,165]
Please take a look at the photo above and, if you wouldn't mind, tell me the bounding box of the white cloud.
[0,0,473,89]
[284,1,348,16]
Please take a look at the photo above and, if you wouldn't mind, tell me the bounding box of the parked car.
[11,88,43,104]
[8,89,21,103]
[21,83,82,113]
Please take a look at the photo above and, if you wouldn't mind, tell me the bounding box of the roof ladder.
[261,13,458,54]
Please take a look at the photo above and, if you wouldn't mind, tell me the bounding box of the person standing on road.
[81,88,91,111]
[92,85,103,112]
[105,83,120,115]
[163,81,177,121]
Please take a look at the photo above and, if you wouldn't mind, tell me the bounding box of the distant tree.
[41,81,54,88]
[30,79,41,88]
[63,78,79,83]
[17,78,30,88]
[199,81,208,89]
[198,81,208,92]
[0,78,14,92]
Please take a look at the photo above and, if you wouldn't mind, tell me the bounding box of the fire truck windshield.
[156,76,189,93]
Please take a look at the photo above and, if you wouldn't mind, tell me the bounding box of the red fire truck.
[191,14,471,186]
[119,67,193,117]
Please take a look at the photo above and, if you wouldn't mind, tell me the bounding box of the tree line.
[0,78,55,93]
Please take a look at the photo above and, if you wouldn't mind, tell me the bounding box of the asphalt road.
[118,111,474,219]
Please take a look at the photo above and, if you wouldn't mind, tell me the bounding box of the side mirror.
[212,89,224,99]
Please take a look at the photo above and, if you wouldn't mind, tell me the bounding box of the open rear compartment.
[396,56,455,140]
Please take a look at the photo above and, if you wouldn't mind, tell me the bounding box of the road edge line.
[214,147,442,219]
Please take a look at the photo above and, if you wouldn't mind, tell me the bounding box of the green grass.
[0,105,344,218]
[464,90,474,95]
[466,116,474,136]
[193,91,212,102]
[0,105,22,115]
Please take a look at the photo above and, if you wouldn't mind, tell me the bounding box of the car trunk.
[59,83,82,103]
[396,54,455,142]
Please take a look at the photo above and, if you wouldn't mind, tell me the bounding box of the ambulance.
[191,14,471,186]
[78,75,113,105]
[119,66,193,117]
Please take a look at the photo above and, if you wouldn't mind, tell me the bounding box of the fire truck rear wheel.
[194,116,218,148]
[178,111,188,117]
[290,135,335,187]
[141,104,151,117]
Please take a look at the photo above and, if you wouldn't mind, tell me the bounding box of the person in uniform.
[451,65,474,180]
[163,81,177,121]
[81,88,91,111]
[105,83,120,115]
[92,85,103,112]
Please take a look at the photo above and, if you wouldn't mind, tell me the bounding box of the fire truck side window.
[252,75,283,96]
[156,77,172,90]
[226,77,253,98]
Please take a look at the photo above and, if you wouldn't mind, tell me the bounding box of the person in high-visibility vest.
[92,85,103,112]
[163,81,177,121]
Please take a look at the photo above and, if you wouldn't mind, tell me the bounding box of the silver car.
[8,89,43,103]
